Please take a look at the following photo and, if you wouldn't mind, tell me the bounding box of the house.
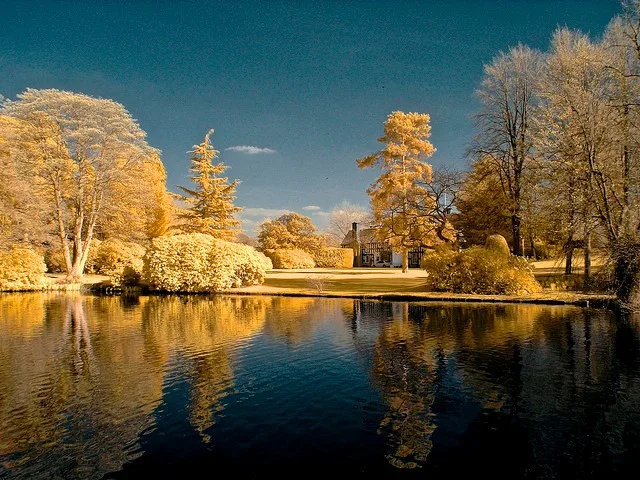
[340,222,426,268]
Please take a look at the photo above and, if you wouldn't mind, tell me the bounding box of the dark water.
[1,294,639,479]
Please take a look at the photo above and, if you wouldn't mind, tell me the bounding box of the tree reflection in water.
[354,300,640,474]
[0,295,639,478]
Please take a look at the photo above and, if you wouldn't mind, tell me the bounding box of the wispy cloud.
[302,205,321,211]
[225,145,277,155]
[240,207,291,217]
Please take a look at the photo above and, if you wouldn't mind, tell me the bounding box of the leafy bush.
[421,246,541,295]
[94,238,146,286]
[143,233,268,292]
[312,247,354,268]
[224,242,272,287]
[484,234,510,258]
[45,239,101,274]
[256,251,273,271]
[263,249,316,269]
[0,244,48,291]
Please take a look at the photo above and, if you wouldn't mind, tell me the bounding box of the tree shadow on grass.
[263,277,428,293]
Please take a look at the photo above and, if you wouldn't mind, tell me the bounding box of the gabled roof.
[340,228,384,246]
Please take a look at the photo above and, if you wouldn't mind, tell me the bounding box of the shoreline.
[1,285,616,309]
[1,268,618,309]
[223,288,616,308]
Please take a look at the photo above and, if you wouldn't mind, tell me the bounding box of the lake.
[0,294,639,478]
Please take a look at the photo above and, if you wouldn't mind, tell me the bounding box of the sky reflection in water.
[0,294,639,478]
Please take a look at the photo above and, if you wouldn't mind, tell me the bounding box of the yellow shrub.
[143,234,268,292]
[312,247,354,268]
[223,242,272,287]
[421,246,541,295]
[0,244,47,291]
[256,251,273,271]
[263,249,315,269]
[94,239,146,286]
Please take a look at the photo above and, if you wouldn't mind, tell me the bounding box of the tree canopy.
[1,88,168,278]
[257,212,324,252]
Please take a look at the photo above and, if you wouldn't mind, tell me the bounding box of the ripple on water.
[0,296,639,478]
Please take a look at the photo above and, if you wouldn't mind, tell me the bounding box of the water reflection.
[0,294,639,478]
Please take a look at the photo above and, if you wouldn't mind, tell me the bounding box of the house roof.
[340,228,382,246]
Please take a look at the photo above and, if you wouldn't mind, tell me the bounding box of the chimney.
[352,222,361,267]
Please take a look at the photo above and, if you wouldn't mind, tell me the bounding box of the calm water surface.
[0,294,639,479]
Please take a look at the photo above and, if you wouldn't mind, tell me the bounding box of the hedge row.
[263,249,316,269]
[312,247,354,268]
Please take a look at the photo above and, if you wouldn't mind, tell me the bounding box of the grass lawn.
[259,268,429,294]
[232,259,611,303]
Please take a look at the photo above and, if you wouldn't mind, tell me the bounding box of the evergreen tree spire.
[176,129,241,239]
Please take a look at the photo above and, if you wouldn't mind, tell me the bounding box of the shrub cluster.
[143,233,269,292]
[312,247,354,268]
[94,238,146,286]
[263,249,316,269]
[0,244,48,291]
[421,246,541,295]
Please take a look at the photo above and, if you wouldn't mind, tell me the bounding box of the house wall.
[391,251,403,267]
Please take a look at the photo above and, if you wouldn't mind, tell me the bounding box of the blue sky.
[0,0,621,233]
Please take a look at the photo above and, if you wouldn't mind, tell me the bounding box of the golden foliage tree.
[257,212,325,252]
[357,111,440,272]
[100,152,173,241]
[2,89,159,279]
[0,115,53,246]
[175,129,241,240]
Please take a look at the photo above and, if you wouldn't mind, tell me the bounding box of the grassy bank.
[230,267,615,307]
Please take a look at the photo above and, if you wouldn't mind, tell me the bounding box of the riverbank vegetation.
[3,3,640,304]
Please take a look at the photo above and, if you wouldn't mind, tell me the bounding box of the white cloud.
[315,211,330,217]
[225,145,277,155]
[302,205,321,211]
[240,207,291,217]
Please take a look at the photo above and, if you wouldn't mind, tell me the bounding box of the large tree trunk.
[565,247,573,275]
[610,235,640,309]
[402,248,409,273]
[512,214,522,256]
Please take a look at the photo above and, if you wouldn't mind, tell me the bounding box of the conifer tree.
[357,111,442,272]
[176,129,241,240]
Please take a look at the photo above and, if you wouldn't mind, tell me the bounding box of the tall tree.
[538,28,621,281]
[357,111,439,272]
[2,89,158,279]
[175,129,241,240]
[471,44,543,256]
